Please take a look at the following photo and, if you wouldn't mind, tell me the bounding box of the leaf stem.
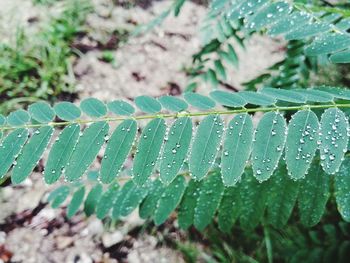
[1,103,350,132]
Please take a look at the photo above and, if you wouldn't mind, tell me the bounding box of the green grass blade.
[154,175,187,225]
[84,184,103,216]
[133,118,166,186]
[285,110,319,180]
[65,121,109,182]
[298,160,330,227]
[100,119,137,184]
[0,128,29,179]
[160,117,192,184]
[222,113,254,186]
[11,126,53,184]
[189,115,224,180]
[319,108,349,174]
[178,179,202,230]
[267,161,300,228]
[44,124,80,184]
[28,102,55,123]
[67,186,85,219]
[252,112,287,182]
[194,171,224,231]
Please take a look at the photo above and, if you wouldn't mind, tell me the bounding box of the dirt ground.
[0,0,285,262]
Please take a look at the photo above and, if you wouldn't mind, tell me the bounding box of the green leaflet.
[47,185,70,208]
[135,95,162,113]
[28,102,55,123]
[54,102,81,121]
[266,162,300,228]
[305,33,350,56]
[7,110,30,126]
[222,113,254,186]
[330,50,350,64]
[298,160,330,227]
[285,110,319,180]
[0,129,29,179]
[315,86,350,100]
[96,184,119,219]
[67,186,85,218]
[189,115,224,180]
[260,87,306,103]
[120,182,149,217]
[229,0,268,20]
[154,175,187,225]
[238,91,276,106]
[239,168,269,230]
[295,89,333,103]
[335,156,350,222]
[100,119,137,184]
[133,118,166,186]
[107,100,135,116]
[178,180,202,230]
[217,186,241,233]
[112,180,134,219]
[160,117,192,184]
[268,12,311,36]
[209,90,246,108]
[252,112,287,181]
[247,1,291,31]
[194,171,224,231]
[0,115,5,141]
[11,126,53,184]
[214,59,226,80]
[44,124,80,184]
[84,184,103,216]
[158,95,188,112]
[285,22,330,40]
[139,179,164,219]
[319,108,349,174]
[80,98,107,117]
[65,122,109,182]
[184,92,216,110]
